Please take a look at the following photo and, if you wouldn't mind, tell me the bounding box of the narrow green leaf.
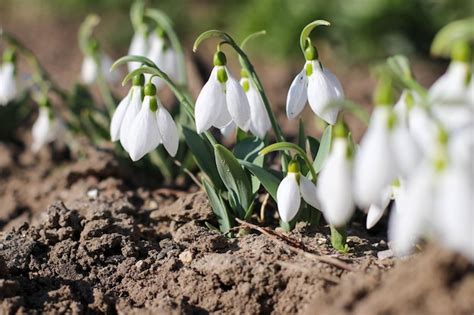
[239,159,282,202]
[313,125,332,173]
[182,127,223,189]
[234,137,265,194]
[202,179,232,233]
[307,136,320,159]
[214,144,253,218]
[297,119,306,149]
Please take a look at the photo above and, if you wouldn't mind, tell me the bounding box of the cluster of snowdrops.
[0,3,472,260]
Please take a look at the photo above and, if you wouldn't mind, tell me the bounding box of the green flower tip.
[2,48,16,63]
[374,77,394,106]
[288,160,300,174]
[333,121,348,138]
[144,83,157,96]
[216,67,228,83]
[304,45,319,61]
[451,41,471,63]
[241,79,250,92]
[149,96,158,112]
[132,73,145,86]
[437,127,448,145]
[213,51,227,66]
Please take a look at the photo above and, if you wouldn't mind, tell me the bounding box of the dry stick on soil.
[235,218,354,272]
[173,159,203,189]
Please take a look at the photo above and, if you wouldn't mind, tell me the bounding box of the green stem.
[260,141,317,182]
[330,225,348,253]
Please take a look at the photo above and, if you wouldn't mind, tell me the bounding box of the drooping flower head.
[195,50,250,134]
[276,160,320,223]
[110,74,144,147]
[317,121,355,227]
[147,28,180,89]
[126,82,179,161]
[81,40,118,85]
[286,43,344,124]
[0,48,18,106]
[31,100,64,152]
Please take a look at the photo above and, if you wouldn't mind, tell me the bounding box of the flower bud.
[132,74,145,86]
[144,83,157,96]
[288,160,300,174]
[213,51,227,66]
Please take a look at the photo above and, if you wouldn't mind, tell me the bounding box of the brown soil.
[0,144,473,315]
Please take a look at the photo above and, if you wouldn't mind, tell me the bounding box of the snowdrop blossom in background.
[286,44,344,124]
[0,50,17,105]
[240,70,271,139]
[276,161,320,223]
[81,54,117,85]
[147,30,180,89]
[110,74,144,152]
[317,124,355,227]
[126,82,179,161]
[195,51,250,134]
[31,105,64,152]
[354,103,399,208]
[128,29,148,72]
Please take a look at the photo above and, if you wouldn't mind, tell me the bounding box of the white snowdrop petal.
[195,67,226,133]
[354,107,398,208]
[157,106,179,157]
[299,176,320,209]
[307,62,341,125]
[147,34,165,67]
[127,97,161,161]
[432,104,473,131]
[248,85,271,139]
[220,121,236,139]
[120,87,142,152]
[101,54,119,84]
[110,89,133,142]
[408,106,437,155]
[388,163,433,256]
[164,48,180,83]
[436,165,474,260]
[0,63,17,105]
[277,174,301,222]
[317,138,355,227]
[32,107,52,152]
[428,61,469,105]
[81,56,98,85]
[286,68,308,119]
[391,123,421,178]
[225,70,251,131]
[366,186,392,229]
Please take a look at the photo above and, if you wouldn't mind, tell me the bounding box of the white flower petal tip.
[307,64,344,125]
[366,205,385,229]
[286,69,308,120]
[220,121,236,139]
[120,87,142,152]
[247,84,271,139]
[299,176,320,209]
[317,138,355,227]
[110,90,133,142]
[81,56,97,85]
[157,107,179,157]
[0,63,17,105]
[31,107,62,153]
[127,97,161,162]
[225,72,250,131]
[194,67,226,133]
[277,173,301,223]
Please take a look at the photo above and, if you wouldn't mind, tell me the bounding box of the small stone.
[378,249,394,260]
[87,189,99,199]
[135,260,148,272]
[179,250,193,264]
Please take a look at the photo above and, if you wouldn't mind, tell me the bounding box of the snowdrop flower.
[354,104,399,208]
[240,70,271,139]
[0,49,17,106]
[317,124,355,227]
[128,29,148,72]
[31,104,64,152]
[286,44,344,124]
[110,74,144,151]
[276,161,320,223]
[126,82,179,161]
[147,30,180,89]
[195,51,250,133]
[366,181,406,229]
[81,53,117,85]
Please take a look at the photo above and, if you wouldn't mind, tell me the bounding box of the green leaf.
[307,136,320,159]
[214,144,253,218]
[234,137,265,194]
[182,127,223,189]
[239,159,282,202]
[297,119,306,149]
[313,125,332,173]
[202,179,232,233]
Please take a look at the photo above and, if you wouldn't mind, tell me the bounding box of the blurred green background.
[1,0,473,61]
